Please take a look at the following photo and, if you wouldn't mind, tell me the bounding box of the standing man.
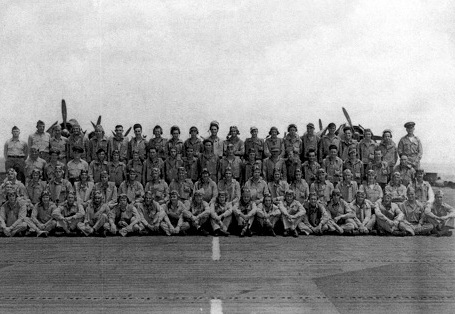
[87,125,109,164]
[244,126,264,160]
[378,129,398,178]
[67,123,89,161]
[398,122,423,169]
[4,126,28,183]
[206,121,224,158]
[28,120,50,162]
[319,123,341,163]
[24,146,47,184]
[301,123,320,163]
[147,125,168,160]
[223,126,244,158]
[108,125,129,163]
[340,127,359,161]
[128,124,147,161]
[49,125,68,164]
[66,146,89,185]
[283,124,302,157]
[183,126,203,158]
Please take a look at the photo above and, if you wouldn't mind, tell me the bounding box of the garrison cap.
[12,126,19,131]
[306,123,315,129]
[100,170,109,177]
[404,122,415,128]
[382,129,393,137]
[209,121,219,129]
[250,126,258,132]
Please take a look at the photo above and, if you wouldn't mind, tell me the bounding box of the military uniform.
[136,200,172,235]
[48,178,73,205]
[398,134,422,169]
[244,177,269,204]
[31,201,57,232]
[108,203,141,236]
[108,135,129,162]
[217,178,241,206]
[399,200,433,235]
[144,179,169,205]
[77,200,109,236]
[118,180,144,204]
[163,200,190,235]
[52,200,85,233]
[325,198,356,233]
[94,181,118,207]
[108,161,126,187]
[349,199,376,233]
[193,179,218,204]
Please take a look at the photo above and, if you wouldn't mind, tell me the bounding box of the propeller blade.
[46,121,58,133]
[124,127,132,137]
[96,115,101,125]
[61,99,67,130]
[112,130,116,137]
[318,119,323,131]
[342,107,354,130]
[91,121,97,129]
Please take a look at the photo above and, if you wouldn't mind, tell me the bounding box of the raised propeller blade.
[91,121,97,129]
[96,115,101,126]
[124,126,132,137]
[62,99,67,130]
[342,107,354,131]
[318,119,323,131]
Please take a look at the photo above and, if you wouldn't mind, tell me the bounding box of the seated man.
[408,168,434,206]
[183,189,211,236]
[94,171,118,208]
[169,167,194,209]
[310,168,334,206]
[325,189,356,234]
[2,168,27,199]
[290,168,310,205]
[300,192,329,236]
[52,191,85,235]
[108,194,141,237]
[384,172,407,203]
[118,169,144,204]
[256,193,281,236]
[74,170,94,209]
[233,188,258,237]
[217,167,240,206]
[360,169,383,204]
[267,169,289,204]
[136,191,172,236]
[0,191,43,237]
[30,190,57,236]
[398,187,433,235]
[209,191,232,237]
[77,191,110,236]
[145,167,170,205]
[375,192,415,236]
[335,169,358,203]
[25,169,48,206]
[425,190,455,237]
[244,165,269,205]
[163,190,190,236]
[280,189,308,237]
[350,190,376,234]
[48,165,73,205]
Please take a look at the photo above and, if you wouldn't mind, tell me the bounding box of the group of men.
[0,119,453,238]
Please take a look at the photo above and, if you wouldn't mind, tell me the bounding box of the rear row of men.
[5,120,422,190]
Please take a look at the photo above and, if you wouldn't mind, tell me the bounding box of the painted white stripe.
[212,236,220,261]
[210,299,223,314]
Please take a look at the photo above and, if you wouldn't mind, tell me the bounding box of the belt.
[7,156,25,158]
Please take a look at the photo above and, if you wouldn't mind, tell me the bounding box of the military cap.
[209,121,219,128]
[343,169,352,176]
[317,168,326,174]
[382,129,393,137]
[332,189,341,196]
[348,147,357,154]
[201,168,210,175]
[250,126,258,132]
[11,126,19,131]
[285,189,295,195]
[36,120,45,126]
[218,190,227,196]
[96,148,106,155]
[435,190,444,197]
[306,123,315,129]
[269,126,280,135]
[189,126,198,133]
[328,144,338,151]
[49,147,60,155]
[404,122,415,128]
[118,193,128,200]
[271,146,280,152]
[72,145,84,153]
[194,189,205,196]
[366,169,376,176]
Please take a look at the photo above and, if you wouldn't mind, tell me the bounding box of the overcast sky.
[1,0,454,167]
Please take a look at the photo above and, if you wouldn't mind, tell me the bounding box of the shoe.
[246,228,253,237]
[292,229,299,238]
[240,227,247,237]
[198,228,209,236]
[283,230,289,237]
[37,230,48,238]
[217,229,230,237]
[369,230,377,235]
[119,229,128,237]
[269,228,276,237]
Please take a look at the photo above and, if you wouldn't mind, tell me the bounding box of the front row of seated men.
[0,176,453,237]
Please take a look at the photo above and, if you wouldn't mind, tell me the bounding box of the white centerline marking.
[212,237,220,261]
[210,299,223,314]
